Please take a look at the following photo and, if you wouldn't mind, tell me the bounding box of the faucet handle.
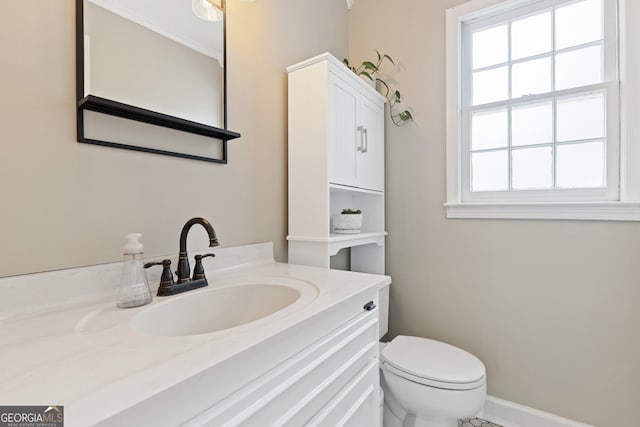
[193,253,215,281]
[144,259,175,292]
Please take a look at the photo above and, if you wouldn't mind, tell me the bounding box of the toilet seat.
[381,335,485,391]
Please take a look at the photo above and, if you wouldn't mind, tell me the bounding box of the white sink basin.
[131,279,317,337]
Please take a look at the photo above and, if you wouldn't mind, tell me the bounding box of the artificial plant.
[343,51,414,127]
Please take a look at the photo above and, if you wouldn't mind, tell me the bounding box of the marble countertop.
[0,243,390,426]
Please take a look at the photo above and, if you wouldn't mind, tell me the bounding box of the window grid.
[465,0,609,195]
[471,40,604,75]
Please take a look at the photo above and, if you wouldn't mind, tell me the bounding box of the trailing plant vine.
[343,51,414,127]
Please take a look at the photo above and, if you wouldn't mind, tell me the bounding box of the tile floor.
[458,417,503,427]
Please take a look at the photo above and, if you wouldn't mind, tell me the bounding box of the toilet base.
[382,399,402,427]
[380,369,486,427]
[383,400,460,427]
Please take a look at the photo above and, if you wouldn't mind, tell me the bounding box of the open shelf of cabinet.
[287,238,386,274]
[328,183,384,195]
[288,231,387,255]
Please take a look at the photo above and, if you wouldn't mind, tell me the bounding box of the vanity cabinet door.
[307,359,380,427]
[184,297,380,427]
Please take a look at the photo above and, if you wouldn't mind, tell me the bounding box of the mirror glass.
[82,0,225,128]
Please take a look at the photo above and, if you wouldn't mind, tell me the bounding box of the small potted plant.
[333,209,363,234]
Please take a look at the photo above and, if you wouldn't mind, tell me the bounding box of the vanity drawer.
[185,304,379,426]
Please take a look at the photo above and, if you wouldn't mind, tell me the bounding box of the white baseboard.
[482,395,594,427]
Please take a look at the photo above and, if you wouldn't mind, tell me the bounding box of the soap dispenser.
[116,233,153,308]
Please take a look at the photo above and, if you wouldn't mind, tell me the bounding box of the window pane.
[472,24,508,69]
[471,108,508,150]
[512,11,552,60]
[556,141,605,188]
[512,57,551,98]
[555,0,602,50]
[472,150,508,191]
[555,45,602,90]
[512,101,553,146]
[557,92,605,142]
[473,67,509,105]
[512,146,553,190]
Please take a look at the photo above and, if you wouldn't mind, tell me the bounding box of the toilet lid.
[381,336,485,387]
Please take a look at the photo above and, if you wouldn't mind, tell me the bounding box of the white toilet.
[379,335,486,427]
[376,286,486,427]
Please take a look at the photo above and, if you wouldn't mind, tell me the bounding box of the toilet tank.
[379,284,390,338]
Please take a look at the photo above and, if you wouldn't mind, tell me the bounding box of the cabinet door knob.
[363,301,376,311]
[356,125,364,152]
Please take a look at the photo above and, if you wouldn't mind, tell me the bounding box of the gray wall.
[0,0,348,277]
[4,0,639,424]
[349,0,640,425]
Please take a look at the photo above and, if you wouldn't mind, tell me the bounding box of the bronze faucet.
[145,217,219,297]
[177,217,219,283]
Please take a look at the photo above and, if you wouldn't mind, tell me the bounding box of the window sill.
[445,201,640,221]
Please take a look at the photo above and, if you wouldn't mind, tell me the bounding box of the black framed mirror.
[75,0,240,164]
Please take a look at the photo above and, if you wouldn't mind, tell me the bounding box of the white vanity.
[0,243,390,426]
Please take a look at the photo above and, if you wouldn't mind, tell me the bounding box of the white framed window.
[446,0,640,220]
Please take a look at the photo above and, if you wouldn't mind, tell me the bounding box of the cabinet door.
[356,92,385,192]
[328,74,358,188]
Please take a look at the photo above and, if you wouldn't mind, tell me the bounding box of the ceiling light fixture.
[192,0,223,22]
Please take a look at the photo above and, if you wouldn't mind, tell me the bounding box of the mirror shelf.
[77,95,240,164]
[78,95,240,141]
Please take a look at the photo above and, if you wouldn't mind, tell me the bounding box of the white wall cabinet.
[287,53,387,275]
